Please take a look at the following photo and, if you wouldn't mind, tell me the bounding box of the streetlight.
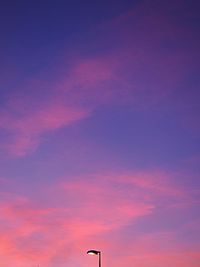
[87,250,101,267]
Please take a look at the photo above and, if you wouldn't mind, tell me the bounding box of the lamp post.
[87,250,101,267]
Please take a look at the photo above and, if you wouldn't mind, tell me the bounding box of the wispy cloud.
[0,101,89,156]
[0,0,198,157]
[0,166,198,266]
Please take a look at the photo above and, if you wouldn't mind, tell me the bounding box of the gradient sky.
[0,0,200,266]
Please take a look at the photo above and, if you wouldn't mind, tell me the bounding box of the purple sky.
[0,0,200,266]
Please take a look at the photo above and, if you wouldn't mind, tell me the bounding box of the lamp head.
[87,250,100,255]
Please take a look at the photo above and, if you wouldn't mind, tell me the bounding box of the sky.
[0,0,200,266]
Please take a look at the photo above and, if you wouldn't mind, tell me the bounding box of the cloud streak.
[0,101,89,156]
[0,169,198,266]
[0,0,199,156]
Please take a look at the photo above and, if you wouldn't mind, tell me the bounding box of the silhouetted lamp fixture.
[87,250,101,267]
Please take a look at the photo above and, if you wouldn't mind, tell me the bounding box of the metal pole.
[99,251,101,267]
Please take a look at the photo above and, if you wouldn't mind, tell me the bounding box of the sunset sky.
[0,0,200,266]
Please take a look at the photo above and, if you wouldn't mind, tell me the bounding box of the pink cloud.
[76,170,186,202]
[72,57,116,86]
[57,55,121,107]
[0,170,156,266]
[61,178,154,233]
[59,0,198,108]
[0,196,72,266]
[106,230,200,267]
[112,170,186,197]
[0,168,198,267]
[116,251,200,267]
[1,0,198,157]
[0,101,89,156]
[0,190,127,266]
[59,169,189,234]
